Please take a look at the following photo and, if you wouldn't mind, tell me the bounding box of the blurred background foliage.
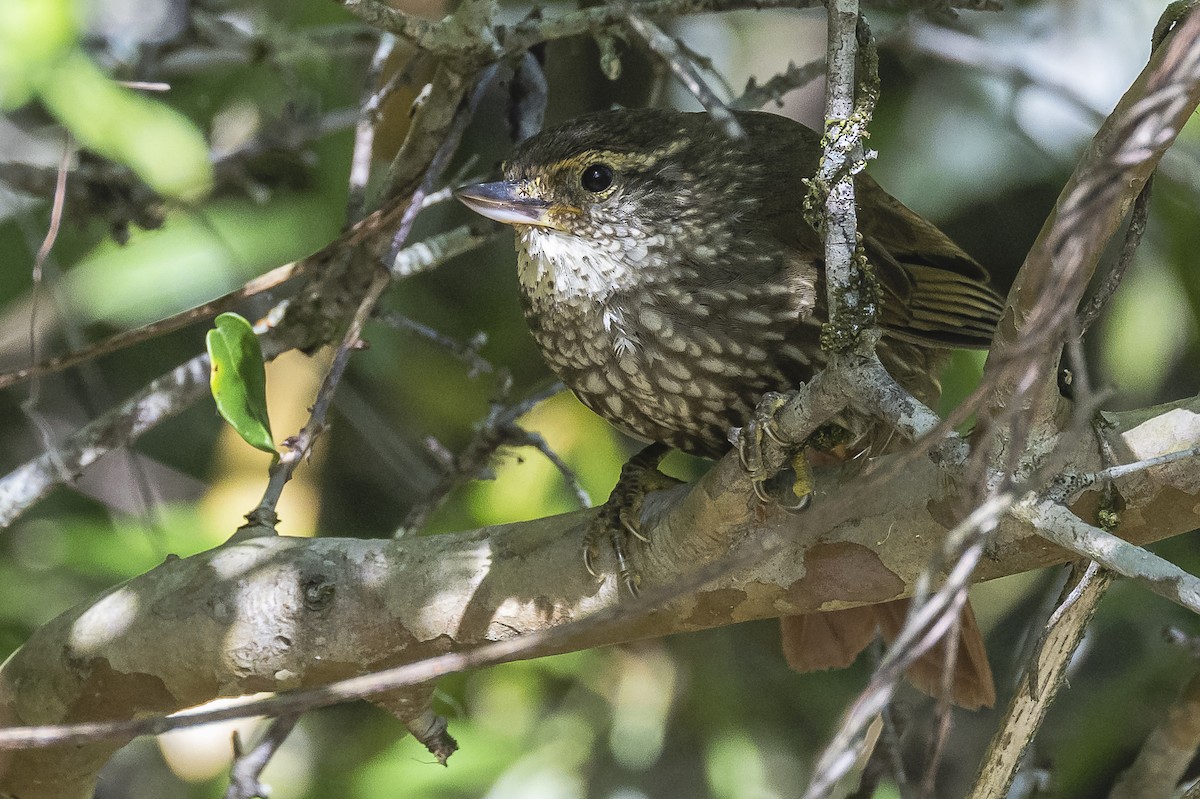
[0,0,1198,796]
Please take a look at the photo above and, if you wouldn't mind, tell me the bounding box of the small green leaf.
[206,312,276,459]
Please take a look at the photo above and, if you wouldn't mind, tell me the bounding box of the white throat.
[515,227,634,302]
[515,226,653,356]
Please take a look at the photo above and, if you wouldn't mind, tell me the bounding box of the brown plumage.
[457,108,1002,708]
[459,109,1002,457]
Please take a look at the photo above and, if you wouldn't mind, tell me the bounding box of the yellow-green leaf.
[0,0,77,109]
[206,313,275,459]
[38,51,213,199]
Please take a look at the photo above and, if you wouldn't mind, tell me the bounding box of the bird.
[455,107,1003,709]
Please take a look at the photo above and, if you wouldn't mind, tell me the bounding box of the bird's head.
[455,108,758,247]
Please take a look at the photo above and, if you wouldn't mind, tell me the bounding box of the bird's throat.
[515,226,656,306]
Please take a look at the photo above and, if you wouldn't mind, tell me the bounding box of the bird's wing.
[857,175,1004,349]
[722,111,1005,349]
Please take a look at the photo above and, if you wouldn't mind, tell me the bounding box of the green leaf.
[206,313,276,459]
[38,50,213,199]
[0,0,78,109]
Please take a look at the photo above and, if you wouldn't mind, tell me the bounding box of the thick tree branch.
[982,9,1200,436]
[0,397,1196,796]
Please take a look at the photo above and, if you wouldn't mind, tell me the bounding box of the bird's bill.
[454,180,554,228]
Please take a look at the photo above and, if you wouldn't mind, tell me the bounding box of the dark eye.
[580,163,614,192]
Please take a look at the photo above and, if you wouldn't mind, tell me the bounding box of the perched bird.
[456,108,1003,708]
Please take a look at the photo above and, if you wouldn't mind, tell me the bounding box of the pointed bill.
[454,181,553,227]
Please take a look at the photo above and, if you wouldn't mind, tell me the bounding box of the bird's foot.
[584,442,680,596]
[735,391,813,511]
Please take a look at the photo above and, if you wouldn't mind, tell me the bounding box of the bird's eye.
[580,163,614,193]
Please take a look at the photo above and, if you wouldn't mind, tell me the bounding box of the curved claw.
[779,491,812,512]
[582,443,677,597]
[737,434,752,472]
[624,518,650,543]
[763,420,788,447]
[612,535,640,597]
[752,479,772,504]
[621,571,641,597]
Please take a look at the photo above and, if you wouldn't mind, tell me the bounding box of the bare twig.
[0,218,494,396]
[388,68,495,258]
[1057,444,1200,501]
[1076,174,1155,334]
[389,222,501,278]
[804,494,1005,799]
[625,11,746,139]
[674,35,737,98]
[396,380,575,536]
[346,32,399,224]
[0,355,212,528]
[224,714,301,799]
[982,6,1200,433]
[967,562,1113,799]
[22,137,73,481]
[0,260,309,392]
[245,57,498,528]
[920,596,965,798]
[247,268,395,529]
[1018,500,1200,616]
[115,80,172,91]
[375,312,496,378]
[731,57,825,109]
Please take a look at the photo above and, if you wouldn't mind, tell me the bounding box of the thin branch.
[389,222,501,278]
[248,267,395,528]
[375,312,496,378]
[1076,174,1155,334]
[1058,444,1200,501]
[967,562,1113,799]
[224,714,301,799]
[0,260,309,392]
[346,32,398,224]
[387,71,493,259]
[249,71,492,526]
[519,428,592,509]
[802,491,1009,799]
[115,80,172,91]
[731,57,825,110]
[625,11,746,139]
[21,137,73,482]
[674,35,737,99]
[0,355,212,528]
[982,7,1200,432]
[921,594,965,798]
[396,380,572,536]
[1018,500,1200,616]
